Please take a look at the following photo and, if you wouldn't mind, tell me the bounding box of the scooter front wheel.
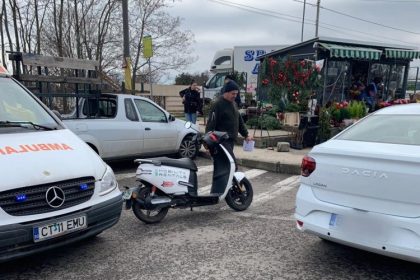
[132,187,169,224]
[225,178,253,211]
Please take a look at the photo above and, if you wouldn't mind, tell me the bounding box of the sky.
[164,0,420,82]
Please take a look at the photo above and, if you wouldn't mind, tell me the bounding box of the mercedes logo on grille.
[45,186,65,208]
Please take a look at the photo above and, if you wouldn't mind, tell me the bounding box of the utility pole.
[122,0,132,92]
[315,0,321,38]
[301,0,306,42]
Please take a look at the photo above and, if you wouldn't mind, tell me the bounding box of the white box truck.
[203,45,286,101]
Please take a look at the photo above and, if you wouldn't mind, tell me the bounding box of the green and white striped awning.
[385,48,420,59]
[319,43,382,60]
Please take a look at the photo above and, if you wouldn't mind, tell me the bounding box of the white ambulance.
[0,67,122,262]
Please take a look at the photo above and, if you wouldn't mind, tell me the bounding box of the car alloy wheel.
[179,136,198,159]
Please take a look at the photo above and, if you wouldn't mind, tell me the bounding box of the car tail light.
[296,220,304,228]
[301,155,316,177]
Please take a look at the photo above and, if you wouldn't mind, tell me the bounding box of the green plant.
[246,117,259,128]
[341,108,351,120]
[285,102,300,112]
[347,101,367,119]
[260,115,281,130]
[246,115,281,130]
[203,100,215,117]
[317,107,331,143]
[266,105,279,117]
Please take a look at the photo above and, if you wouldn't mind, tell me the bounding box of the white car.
[62,94,200,160]
[295,104,420,263]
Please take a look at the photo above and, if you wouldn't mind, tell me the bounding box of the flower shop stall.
[256,36,420,146]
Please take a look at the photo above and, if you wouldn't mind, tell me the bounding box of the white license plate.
[33,215,87,242]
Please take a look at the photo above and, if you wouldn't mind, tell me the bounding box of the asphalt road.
[1,157,420,279]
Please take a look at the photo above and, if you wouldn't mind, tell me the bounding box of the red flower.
[269,58,277,67]
[262,79,269,85]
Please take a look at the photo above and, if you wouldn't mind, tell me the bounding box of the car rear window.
[336,115,420,145]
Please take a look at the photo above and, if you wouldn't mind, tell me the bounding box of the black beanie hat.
[223,80,239,93]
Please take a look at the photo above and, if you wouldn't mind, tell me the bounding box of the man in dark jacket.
[179,80,201,124]
[206,80,252,194]
[220,75,241,107]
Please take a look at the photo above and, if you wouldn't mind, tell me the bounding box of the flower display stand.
[282,112,300,127]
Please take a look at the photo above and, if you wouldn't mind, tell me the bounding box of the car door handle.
[145,127,151,131]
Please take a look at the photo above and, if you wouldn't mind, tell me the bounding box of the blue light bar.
[15,194,27,202]
[79,184,89,191]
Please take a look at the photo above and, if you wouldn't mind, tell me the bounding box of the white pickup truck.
[62,93,199,160]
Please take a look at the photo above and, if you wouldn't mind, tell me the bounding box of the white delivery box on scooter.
[0,69,122,262]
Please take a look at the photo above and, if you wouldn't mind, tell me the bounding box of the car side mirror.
[169,114,175,122]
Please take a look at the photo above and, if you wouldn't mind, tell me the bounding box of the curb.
[198,151,301,175]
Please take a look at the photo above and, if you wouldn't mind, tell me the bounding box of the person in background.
[355,81,373,111]
[179,80,201,124]
[206,80,252,194]
[366,77,383,112]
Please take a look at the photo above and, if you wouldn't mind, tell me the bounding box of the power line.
[293,0,420,35]
[358,0,420,2]
[209,0,305,22]
[208,0,418,45]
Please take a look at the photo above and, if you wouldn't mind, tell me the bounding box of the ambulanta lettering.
[18,145,28,153]
[26,145,40,152]
[61,144,73,150]
[38,144,51,151]
[5,146,18,154]
[0,143,73,155]
[47,143,64,150]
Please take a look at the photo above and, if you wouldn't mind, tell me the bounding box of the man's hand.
[245,135,253,143]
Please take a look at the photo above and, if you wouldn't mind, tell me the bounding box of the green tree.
[175,71,210,85]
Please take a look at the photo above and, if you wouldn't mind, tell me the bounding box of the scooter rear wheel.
[225,178,253,211]
[132,187,169,224]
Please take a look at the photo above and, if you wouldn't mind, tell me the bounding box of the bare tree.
[0,0,195,85]
[129,0,196,89]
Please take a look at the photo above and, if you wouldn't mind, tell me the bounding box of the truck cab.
[203,49,233,101]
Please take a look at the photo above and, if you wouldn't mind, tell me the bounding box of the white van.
[0,69,122,262]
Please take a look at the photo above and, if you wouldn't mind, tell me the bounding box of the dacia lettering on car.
[0,69,122,262]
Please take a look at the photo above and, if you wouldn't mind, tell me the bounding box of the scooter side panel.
[136,163,191,194]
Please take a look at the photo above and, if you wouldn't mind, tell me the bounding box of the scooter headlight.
[100,165,118,196]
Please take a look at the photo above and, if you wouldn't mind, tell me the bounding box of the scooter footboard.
[234,172,246,183]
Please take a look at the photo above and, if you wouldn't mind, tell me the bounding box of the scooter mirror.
[184,121,192,129]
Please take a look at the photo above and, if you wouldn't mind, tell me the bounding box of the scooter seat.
[147,157,198,171]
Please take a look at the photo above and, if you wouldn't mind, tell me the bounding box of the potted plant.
[347,101,367,120]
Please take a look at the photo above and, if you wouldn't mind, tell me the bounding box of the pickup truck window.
[134,99,167,123]
[124,98,139,121]
[82,98,117,118]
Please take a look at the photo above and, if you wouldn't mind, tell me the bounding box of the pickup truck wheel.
[179,136,198,159]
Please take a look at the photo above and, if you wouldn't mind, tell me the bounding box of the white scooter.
[123,122,253,224]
